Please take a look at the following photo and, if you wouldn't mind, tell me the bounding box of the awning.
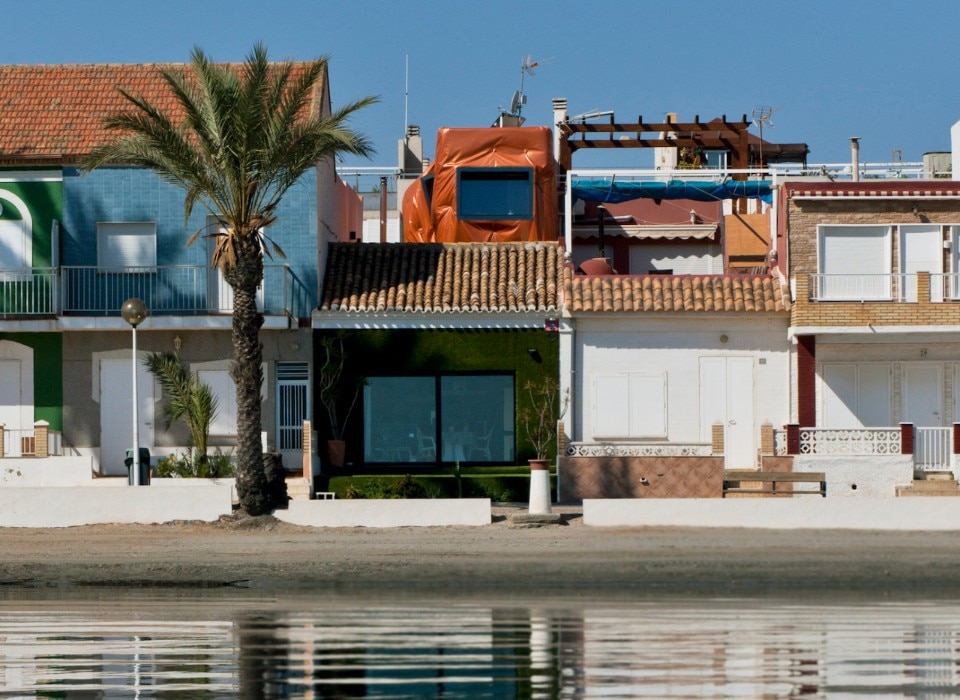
[572,224,718,241]
[572,178,774,204]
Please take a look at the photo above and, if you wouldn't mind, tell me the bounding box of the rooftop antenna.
[404,53,409,135]
[751,105,780,167]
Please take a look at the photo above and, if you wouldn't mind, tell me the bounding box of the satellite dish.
[509,90,523,115]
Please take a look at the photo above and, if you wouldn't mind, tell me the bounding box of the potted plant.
[519,376,569,469]
[317,331,365,468]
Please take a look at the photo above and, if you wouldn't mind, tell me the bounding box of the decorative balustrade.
[796,428,901,456]
[773,429,788,456]
[566,442,712,458]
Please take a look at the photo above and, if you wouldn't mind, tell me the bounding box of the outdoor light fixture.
[121,298,148,486]
[173,335,182,352]
[912,202,920,216]
[527,348,542,363]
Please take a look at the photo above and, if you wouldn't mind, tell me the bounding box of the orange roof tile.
[0,62,323,162]
[319,242,563,314]
[563,268,788,314]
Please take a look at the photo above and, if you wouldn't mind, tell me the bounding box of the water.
[2,593,960,698]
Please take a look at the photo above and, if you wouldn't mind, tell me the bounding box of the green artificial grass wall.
[315,328,560,466]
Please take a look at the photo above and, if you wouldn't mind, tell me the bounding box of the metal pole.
[131,322,139,486]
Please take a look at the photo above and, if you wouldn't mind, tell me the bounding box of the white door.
[901,224,942,301]
[903,363,942,427]
[0,219,28,270]
[0,360,23,454]
[100,358,154,475]
[700,357,755,468]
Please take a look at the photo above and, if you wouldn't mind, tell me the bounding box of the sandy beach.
[2,506,960,596]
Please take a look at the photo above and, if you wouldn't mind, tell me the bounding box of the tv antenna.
[751,105,780,166]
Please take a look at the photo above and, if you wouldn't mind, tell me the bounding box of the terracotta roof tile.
[320,242,563,315]
[0,62,322,162]
[563,269,788,314]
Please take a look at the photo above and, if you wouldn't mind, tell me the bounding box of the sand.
[2,506,960,597]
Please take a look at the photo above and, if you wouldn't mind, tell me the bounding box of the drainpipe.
[597,205,607,259]
[850,137,861,182]
[379,176,388,243]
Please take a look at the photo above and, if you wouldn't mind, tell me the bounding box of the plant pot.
[326,439,346,469]
[528,458,551,471]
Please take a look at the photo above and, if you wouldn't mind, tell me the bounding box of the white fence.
[566,442,713,457]
[915,427,952,472]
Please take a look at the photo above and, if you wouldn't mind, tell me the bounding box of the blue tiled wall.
[62,166,318,311]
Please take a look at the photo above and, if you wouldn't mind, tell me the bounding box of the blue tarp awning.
[571,179,774,204]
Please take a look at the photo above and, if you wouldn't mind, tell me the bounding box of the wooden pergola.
[557,113,752,172]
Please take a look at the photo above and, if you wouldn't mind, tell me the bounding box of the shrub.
[156,449,234,479]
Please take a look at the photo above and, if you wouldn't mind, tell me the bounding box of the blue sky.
[9,0,960,169]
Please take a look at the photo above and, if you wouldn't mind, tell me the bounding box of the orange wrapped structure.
[402,126,558,243]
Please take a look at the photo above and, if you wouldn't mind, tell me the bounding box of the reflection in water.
[1,596,960,697]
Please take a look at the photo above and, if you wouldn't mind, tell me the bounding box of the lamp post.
[121,298,148,486]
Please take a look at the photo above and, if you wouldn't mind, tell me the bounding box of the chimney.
[850,137,861,182]
[399,124,423,175]
[553,98,568,169]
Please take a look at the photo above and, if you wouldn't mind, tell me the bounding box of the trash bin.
[125,447,151,486]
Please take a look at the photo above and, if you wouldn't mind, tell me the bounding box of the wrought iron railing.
[809,274,909,302]
[566,442,712,457]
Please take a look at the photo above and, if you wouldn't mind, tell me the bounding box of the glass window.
[363,374,515,464]
[457,168,533,220]
[440,376,514,463]
[363,377,437,463]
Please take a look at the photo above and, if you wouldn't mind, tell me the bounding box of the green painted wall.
[0,175,63,267]
[315,328,560,465]
[0,333,62,430]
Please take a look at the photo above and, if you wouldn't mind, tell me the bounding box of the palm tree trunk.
[229,245,269,515]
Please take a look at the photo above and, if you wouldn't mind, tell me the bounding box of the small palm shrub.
[157,449,234,478]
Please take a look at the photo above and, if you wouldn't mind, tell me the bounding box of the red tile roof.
[564,269,788,313]
[319,242,563,314]
[0,62,323,163]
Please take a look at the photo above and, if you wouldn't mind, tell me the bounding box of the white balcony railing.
[915,427,952,471]
[932,273,960,302]
[0,268,58,317]
[809,274,909,302]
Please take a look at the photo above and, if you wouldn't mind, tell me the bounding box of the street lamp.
[121,298,148,486]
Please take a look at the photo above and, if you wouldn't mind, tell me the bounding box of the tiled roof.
[564,269,788,313]
[0,62,322,162]
[319,242,562,314]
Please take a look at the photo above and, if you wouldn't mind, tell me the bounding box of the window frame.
[97,222,157,270]
[456,167,534,221]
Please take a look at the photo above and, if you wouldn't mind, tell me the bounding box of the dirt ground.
[2,506,960,597]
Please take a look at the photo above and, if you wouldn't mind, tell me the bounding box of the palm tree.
[144,351,218,464]
[83,44,376,514]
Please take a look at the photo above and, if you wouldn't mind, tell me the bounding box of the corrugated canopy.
[572,224,718,241]
[572,178,773,204]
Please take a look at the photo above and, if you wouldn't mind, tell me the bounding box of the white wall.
[628,242,722,275]
[793,455,913,498]
[0,456,93,487]
[573,316,790,445]
[584,498,960,530]
[276,498,491,528]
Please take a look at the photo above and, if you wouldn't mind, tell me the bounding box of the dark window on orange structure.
[457,168,533,220]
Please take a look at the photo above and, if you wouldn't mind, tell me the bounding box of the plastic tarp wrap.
[572,179,774,204]
[403,127,558,243]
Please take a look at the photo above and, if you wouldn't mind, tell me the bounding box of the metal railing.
[797,428,902,455]
[0,427,62,457]
[932,273,960,302]
[809,273,909,302]
[0,268,58,317]
[768,161,935,180]
[915,427,952,471]
[59,264,312,318]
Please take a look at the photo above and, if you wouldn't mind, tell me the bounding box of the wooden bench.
[723,470,826,497]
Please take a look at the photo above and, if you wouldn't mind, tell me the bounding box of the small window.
[593,373,667,439]
[97,222,157,268]
[457,168,533,220]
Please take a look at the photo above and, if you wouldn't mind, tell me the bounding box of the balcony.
[808,273,910,302]
[59,264,312,318]
[0,268,58,318]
